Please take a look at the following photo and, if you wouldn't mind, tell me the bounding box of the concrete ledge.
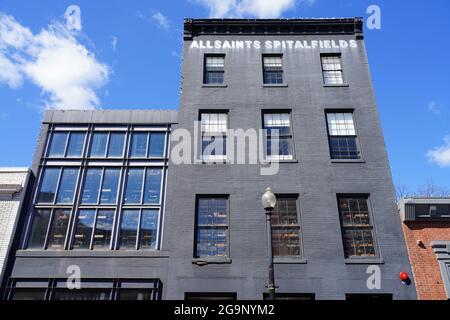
[16,250,170,258]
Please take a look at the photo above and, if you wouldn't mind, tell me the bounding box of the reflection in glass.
[119,210,139,249]
[27,209,51,249]
[81,168,102,204]
[143,169,162,204]
[56,168,79,204]
[107,133,125,158]
[66,132,85,157]
[100,169,120,204]
[130,133,148,157]
[140,210,159,249]
[37,168,60,203]
[52,289,110,300]
[93,210,115,249]
[124,169,144,204]
[48,132,68,157]
[90,133,108,157]
[149,133,165,157]
[73,209,95,249]
[11,289,47,300]
[47,209,70,249]
[118,289,152,300]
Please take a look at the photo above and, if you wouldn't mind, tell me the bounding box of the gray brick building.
[2,18,416,300]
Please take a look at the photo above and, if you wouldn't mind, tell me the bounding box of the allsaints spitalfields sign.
[189,39,358,50]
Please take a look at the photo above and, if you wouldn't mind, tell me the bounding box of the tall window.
[48,132,86,158]
[123,168,162,204]
[321,54,344,85]
[72,209,115,250]
[326,112,360,159]
[37,167,79,204]
[338,196,377,258]
[195,197,228,258]
[263,55,283,84]
[204,55,225,84]
[130,132,166,158]
[200,112,227,161]
[89,132,125,158]
[271,197,301,257]
[263,112,293,160]
[118,209,159,250]
[81,168,121,205]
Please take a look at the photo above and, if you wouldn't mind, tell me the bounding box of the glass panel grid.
[204,55,224,84]
[263,113,293,159]
[321,55,344,84]
[271,198,301,257]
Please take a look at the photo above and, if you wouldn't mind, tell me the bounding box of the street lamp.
[261,187,277,300]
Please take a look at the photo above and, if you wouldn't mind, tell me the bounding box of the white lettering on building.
[189,39,358,50]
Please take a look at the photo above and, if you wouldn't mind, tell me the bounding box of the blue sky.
[0,0,449,193]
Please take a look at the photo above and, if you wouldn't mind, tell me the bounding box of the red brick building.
[399,198,450,300]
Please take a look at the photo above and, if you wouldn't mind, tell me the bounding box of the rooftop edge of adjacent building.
[184,17,364,39]
[42,109,178,125]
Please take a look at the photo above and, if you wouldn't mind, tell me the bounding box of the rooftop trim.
[184,17,364,40]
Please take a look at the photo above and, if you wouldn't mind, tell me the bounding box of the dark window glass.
[263,293,315,300]
[271,198,301,257]
[100,168,120,204]
[27,209,51,249]
[73,209,95,249]
[143,169,162,204]
[195,197,228,258]
[81,168,102,204]
[56,168,79,204]
[66,132,85,157]
[52,289,111,300]
[321,55,344,85]
[118,289,153,300]
[119,210,139,249]
[338,196,376,258]
[124,168,144,204]
[327,112,360,159]
[107,133,125,158]
[10,289,47,300]
[140,209,159,249]
[90,132,108,157]
[149,132,165,157]
[37,168,60,203]
[263,113,293,160]
[185,292,236,300]
[263,55,283,84]
[47,209,71,250]
[48,132,68,157]
[345,294,393,301]
[130,133,148,157]
[204,55,224,84]
[93,210,115,249]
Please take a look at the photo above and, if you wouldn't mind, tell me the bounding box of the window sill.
[202,84,228,88]
[16,250,170,258]
[331,159,365,163]
[274,257,307,264]
[262,84,288,88]
[262,159,298,164]
[344,258,384,265]
[192,257,232,265]
[323,84,349,88]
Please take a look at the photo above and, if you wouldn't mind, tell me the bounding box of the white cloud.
[151,12,170,31]
[428,100,441,115]
[193,0,314,18]
[426,136,450,168]
[0,12,109,110]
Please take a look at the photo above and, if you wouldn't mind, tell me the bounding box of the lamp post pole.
[265,207,276,300]
[261,187,277,301]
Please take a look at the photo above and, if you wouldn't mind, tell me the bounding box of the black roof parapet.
[184,18,364,40]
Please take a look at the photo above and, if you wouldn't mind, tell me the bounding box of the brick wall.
[402,221,450,300]
[0,169,28,277]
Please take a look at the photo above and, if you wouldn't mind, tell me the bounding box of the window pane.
[119,210,139,249]
[198,198,227,226]
[73,209,95,249]
[48,132,68,157]
[81,168,102,204]
[52,289,110,301]
[90,133,108,157]
[143,169,162,204]
[271,198,301,257]
[47,209,70,249]
[37,168,60,203]
[100,168,120,204]
[107,133,125,158]
[148,133,165,157]
[27,209,51,249]
[93,210,115,249]
[11,289,47,300]
[56,168,79,204]
[140,210,159,249]
[66,132,85,157]
[118,289,153,300]
[130,133,148,157]
[124,169,144,204]
[196,228,228,257]
[329,137,359,159]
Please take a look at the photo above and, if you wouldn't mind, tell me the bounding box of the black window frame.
[199,110,228,162]
[325,110,361,160]
[320,53,345,85]
[262,110,295,161]
[262,54,284,85]
[203,54,225,85]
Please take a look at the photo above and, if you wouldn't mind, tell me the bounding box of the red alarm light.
[399,272,409,282]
